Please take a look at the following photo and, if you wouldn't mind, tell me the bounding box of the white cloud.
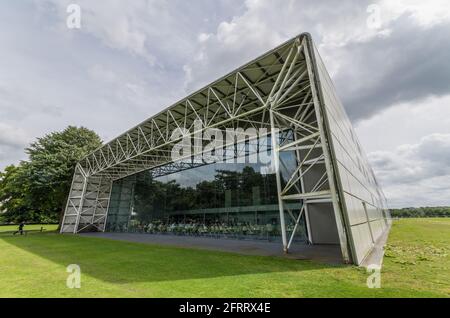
[0,124,29,149]
[379,0,450,28]
[0,0,244,169]
[182,0,397,91]
[0,124,29,166]
[369,133,450,207]
[355,94,450,153]
[37,0,244,68]
[198,33,212,43]
[356,94,450,208]
[37,0,156,64]
[88,64,119,83]
[183,0,450,120]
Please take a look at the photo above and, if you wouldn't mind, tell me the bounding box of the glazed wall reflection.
[106,135,307,242]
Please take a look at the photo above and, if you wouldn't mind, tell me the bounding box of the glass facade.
[106,134,307,242]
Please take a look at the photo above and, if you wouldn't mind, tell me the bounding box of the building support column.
[270,109,288,253]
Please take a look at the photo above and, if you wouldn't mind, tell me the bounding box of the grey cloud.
[0,1,449,208]
[0,146,26,166]
[370,134,450,184]
[41,105,63,118]
[183,0,450,122]
[0,140,26,151]
[382,176,450,208]
[414,134,450,164]
[368,133,450,206]
[332,16,450,121]
[0,123,29,158]
[1,0,240,168]
[183,0,374,93]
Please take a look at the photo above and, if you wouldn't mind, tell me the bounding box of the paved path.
[360,225,392,268]
[80,232,343,264]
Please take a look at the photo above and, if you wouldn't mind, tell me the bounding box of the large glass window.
[106,133,307,242]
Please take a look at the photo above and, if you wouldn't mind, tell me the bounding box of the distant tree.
[390,207,450,218]
[0,126,102,225]
[0,165,32,223]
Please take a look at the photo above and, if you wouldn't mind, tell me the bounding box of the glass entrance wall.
[106,134,307,242]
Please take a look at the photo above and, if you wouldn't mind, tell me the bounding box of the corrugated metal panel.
[311,42,391,264]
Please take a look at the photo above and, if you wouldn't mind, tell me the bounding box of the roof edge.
[81,32,313,163]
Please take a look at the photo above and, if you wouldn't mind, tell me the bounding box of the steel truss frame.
[61,33,354,263]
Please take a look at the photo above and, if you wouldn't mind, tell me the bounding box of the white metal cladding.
[310,41,391,265]
[60,33,390,265]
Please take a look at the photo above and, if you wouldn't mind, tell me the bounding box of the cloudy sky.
[0,0,449,208]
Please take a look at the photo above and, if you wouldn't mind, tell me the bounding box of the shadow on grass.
[1,232,341,284]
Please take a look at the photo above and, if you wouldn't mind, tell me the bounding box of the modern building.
[60,33,391,265]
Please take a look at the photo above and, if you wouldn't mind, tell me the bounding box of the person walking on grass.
[13,222,25,235]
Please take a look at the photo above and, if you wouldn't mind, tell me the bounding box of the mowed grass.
[0,219,448,298]
[381,218,450,296]
[0,224,58,233]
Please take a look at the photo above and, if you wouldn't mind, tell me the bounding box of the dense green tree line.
[132,166,279,224]
[0,126,101,224]
[390,207,450,218]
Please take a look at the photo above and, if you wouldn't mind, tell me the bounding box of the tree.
[0,165,32,223]
[0,126,102,225]
[390,207,450,218]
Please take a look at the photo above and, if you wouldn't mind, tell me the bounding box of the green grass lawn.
[0,224,58,233]
[0,219,448,298]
